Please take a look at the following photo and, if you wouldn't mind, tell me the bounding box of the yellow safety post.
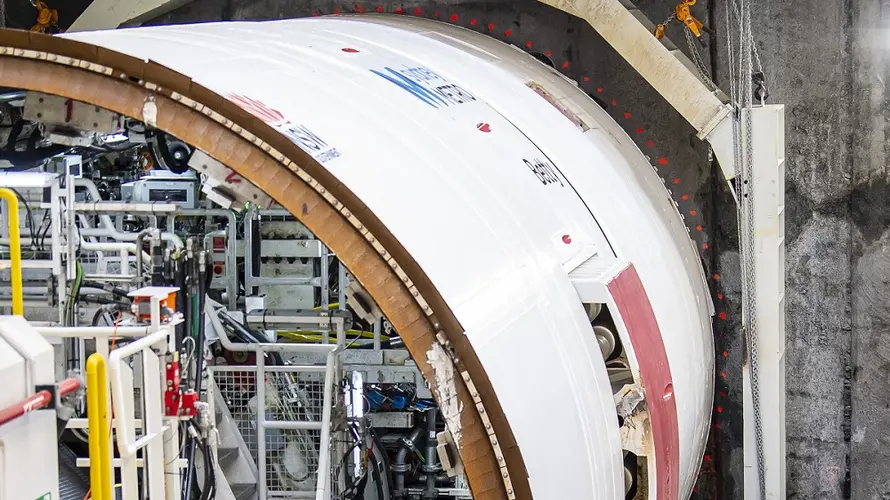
[86,353,112,500]
[0,189,23,315]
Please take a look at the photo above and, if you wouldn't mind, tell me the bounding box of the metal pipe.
[86,354,112,500]
[315,348,337,500]
[393,424,424,498]
[74,178,183,248]
[244,206,256,295]
[74,202,179,213]
[251,276,316,286]
[423,407,439,499]
[0,188,23,314]
[0,376,81,427]
[0,237,150,262]
[264,420,324,430]
[108,328,170,458]
[35,325,157,338]
[337,260,346,311]
[134,228,153,283]
[320,243,329,311]
[257,349,267,500]
[373,317,382,352]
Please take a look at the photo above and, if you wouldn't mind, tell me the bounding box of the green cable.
[67,261,83,326]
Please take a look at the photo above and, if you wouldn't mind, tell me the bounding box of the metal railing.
[36,292,183,500]
[207,300,339,500]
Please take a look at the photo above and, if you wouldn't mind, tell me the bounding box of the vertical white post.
[65,166,76,281]
[143,350,166,499]
[164,423,182,500]
[743,104,786,500]
[256,350,266,500]
[50,179,64,324]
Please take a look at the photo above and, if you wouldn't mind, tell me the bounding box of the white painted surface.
[741,105,786,500]
[68,0,192,32]
[0,316,60,500]
[64,16,714,499]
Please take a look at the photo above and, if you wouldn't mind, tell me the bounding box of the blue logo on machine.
[371,65,477,109]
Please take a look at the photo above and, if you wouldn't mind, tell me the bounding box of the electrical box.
[123,170,198,209]
[46,155,83,178]
[209,232,227,289]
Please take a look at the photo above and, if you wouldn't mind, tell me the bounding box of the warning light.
[214,265,223,275]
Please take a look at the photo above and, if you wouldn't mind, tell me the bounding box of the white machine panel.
[0,316,60,500]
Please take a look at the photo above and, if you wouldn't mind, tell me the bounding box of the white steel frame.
[206,300,341,500]
[742,104,786,500]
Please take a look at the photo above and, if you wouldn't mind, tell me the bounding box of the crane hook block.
[676,0,704,38]
[30,0,59,33]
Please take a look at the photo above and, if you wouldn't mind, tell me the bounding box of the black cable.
[81,281,131,299]
[38,216,52,253]
[90,303,128,327]
[5,118,23,152]
[34,210,49,252]
[217,311,284,365]
[185,420,216,500]
[8,188,36,253]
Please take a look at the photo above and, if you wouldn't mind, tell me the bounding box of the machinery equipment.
[0,316,82,500]
[0,11,765,500]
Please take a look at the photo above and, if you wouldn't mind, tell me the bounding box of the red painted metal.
[0,376,81,427]
[608,264,679,500]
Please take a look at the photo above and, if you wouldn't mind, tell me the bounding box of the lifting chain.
[654,0,703,40]
[654,0,718,92]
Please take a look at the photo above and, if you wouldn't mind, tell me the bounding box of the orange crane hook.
[675,0,704,38]
[30,0,59,33]
[654,0,704,40]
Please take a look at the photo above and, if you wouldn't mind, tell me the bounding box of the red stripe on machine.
[608,264,679,500]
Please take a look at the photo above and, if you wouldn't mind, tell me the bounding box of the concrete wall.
[149,1,888,498]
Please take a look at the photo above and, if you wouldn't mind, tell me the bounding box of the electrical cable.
[34,210,49,252]
[66,261,83,326]
[9,187,35,244]
[81,281,131,299]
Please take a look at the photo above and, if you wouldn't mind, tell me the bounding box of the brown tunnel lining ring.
[0,29,531,500]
